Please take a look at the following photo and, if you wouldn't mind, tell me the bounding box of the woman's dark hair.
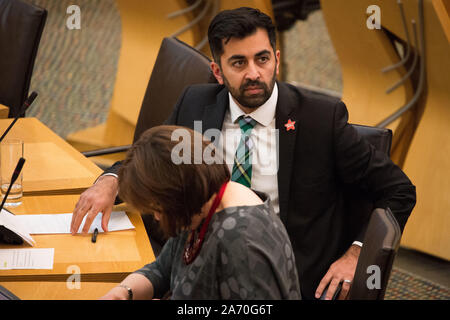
[208,7,277,64]
[118,125,230,238]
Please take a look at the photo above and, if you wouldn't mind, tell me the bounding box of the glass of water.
[1,139,24,207]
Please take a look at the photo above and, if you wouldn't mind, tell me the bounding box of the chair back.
[343,125,393,248]
[348,208,401,300]
[0,0,47,118]
[133,37,217,142]
[352,124,392,156]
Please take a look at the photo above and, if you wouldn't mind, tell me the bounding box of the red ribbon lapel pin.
[284,119,296,131]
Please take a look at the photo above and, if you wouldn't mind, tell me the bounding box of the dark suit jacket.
[107,81,416,299]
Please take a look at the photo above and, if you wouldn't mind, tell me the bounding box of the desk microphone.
[0,157,26,212]
[0,91,38,143]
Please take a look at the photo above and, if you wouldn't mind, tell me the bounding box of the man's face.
[211,28,280,112]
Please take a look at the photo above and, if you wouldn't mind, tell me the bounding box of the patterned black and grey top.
[134,192,301,300]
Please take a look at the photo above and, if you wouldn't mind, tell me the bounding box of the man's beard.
[223,69,277,109]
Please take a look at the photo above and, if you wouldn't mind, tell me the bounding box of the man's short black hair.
[207,7,277,65]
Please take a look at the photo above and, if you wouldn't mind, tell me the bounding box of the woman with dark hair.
[101,125,300,300]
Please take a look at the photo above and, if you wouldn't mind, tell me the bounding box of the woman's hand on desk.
[70,175,118,234]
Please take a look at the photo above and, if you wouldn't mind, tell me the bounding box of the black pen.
[91,228,98,243]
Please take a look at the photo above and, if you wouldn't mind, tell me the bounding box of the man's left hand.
[315,244,361,300]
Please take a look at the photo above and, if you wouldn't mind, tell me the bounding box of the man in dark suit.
[70,7,416,300]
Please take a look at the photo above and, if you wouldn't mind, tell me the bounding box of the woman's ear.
[210,62,224,85]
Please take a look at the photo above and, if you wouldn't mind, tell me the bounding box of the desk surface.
[0,118,103,195]
[0,194,155,283]
[1,281,117,300]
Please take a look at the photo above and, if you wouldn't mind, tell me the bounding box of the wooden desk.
[0,194,155,284]
[0,117,103,195]
[1,281,117,300]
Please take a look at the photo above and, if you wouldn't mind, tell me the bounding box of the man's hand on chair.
[70,175,118,234]
[315,244,361,300]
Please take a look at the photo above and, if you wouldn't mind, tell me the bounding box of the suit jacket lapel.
[276,82,299,223]
[201,86,228,133]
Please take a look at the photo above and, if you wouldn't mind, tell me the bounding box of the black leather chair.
[0,0,47,118]
[133,37,217,143]
[319,125,396,300]
[342,125,397,300]
[83,36,217,158]
[348,207,401,300]
[352,124,392,156]
[344,124,393,247]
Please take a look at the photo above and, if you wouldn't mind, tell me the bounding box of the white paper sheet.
[14,211,135,234]
[0,248,54,270]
